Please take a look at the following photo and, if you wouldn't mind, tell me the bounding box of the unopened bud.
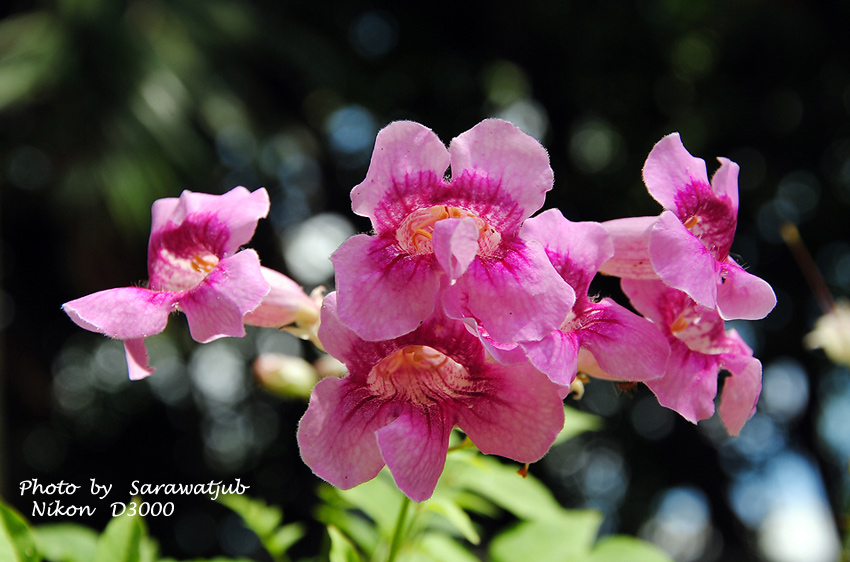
[244,267,324,350]
[253,353,319,400]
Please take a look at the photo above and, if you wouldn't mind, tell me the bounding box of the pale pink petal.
[456,363,564,462]
[711,157,740,214]
[350,121,450,231]
[577,298,669,382]
[521,331,580,386]
[448,119,553,231]
[597,216,659,279]
[445,238,575,342]
[642,133,709,212]
[717,329,762,436]
[124,339,154,380]
[480,337,527,366]
[150,196,181,235]
[650,211,719,309]
[376,406,451,502]
[243,267,319,328]
[432,217,480,282]
[646,343,719,424]
[716,260,777,321]
[619,278,671,328]
[316,292,359,365]
[718,356,762,436]
[523,209,613,296]
[179,250,269,343]
[297,377,395,491]
[331,235,440,341]
[62,287,177,340]
[577,348,609,380]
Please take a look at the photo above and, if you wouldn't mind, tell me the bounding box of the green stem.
[387,495,412,562]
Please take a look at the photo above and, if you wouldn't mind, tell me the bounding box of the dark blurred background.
[2,1,850,560]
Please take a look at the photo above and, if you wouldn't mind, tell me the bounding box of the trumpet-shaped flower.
[476,209,670,387]
[63,187,271,380]
[331,119,574,342]
[599,133,776,321]
[621,278,762,436]
[297,292,565,501]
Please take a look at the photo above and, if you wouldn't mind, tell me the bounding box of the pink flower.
[599,133,776,321]
[477,209,670,388]
[297,292,565,501]
[331,119,574,342]
[621,278,762,436]
[63,187,271,380]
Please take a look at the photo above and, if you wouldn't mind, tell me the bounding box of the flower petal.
[243,267,320,328]
[597,216,659,279]
[62,287,176,340]
[523,209,613,297]
[650,210,719,309]
[711,157,740,215]
[577,298,669,382]
[445,238,575,342]
[376,405,451,502]
[718,329,762,436]
[297,376,394,490]
[179,249,269,343]
[151,187,270,258]
[350,121,451,232]
[646,343,719,424]
[521,331,580,386]
[448,119,553,232]
[619,278,671,328]
[316,292,360,365]
[331,234,441,341]
[124,339,154,380]
[433,217,480,282]
[456,363,564,462]
[642,133,709,212]
[717,260,777,320]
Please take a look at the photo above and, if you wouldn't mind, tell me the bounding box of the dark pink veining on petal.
[673,179,737,260]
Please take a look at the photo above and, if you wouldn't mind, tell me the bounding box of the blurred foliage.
[0,418,670,562]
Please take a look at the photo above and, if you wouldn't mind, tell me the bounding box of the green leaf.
[315,500,379,555]
[335,469,405,535]
[554,405,603,445]
[0,500,39,562]
[328,525,361,562]
[157,558,255,562]
[266,522,306,555]
[34,523,98,562]
[489,511,603,562]
[217,494,282,539]
[446,453,565,521]
[423,498,480,545]
[417,533,480,562]
[216,493,304,558]
[586,535,674,562]
[91,504,144,562]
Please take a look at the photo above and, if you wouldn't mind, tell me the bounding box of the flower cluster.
[63,120,775,501]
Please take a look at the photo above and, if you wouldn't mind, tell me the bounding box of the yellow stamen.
[191,254,219,273]
[670,315,689,333]
[684,216,700,230]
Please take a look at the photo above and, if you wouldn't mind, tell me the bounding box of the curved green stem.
[387,495,412,562]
